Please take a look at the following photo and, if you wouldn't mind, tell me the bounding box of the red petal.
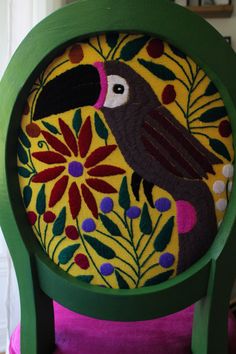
[32,166,65,183]
[59,118,78,157]
[88,165,125,177]
[84,145,117,168]
[32,151,66,164]
[42,131,71,157]
[69,182,81,219]
[49,175,69,207]
[81,184,98,219]
[78,116,92,158]
[86,178,117,193]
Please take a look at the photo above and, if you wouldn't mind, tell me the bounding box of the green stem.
[38,140,50,150]
[191,125,218,130]
[42,60,69,85]
[43,224,48,248]
[111,34,130,60]
[135,233,145,251]
[112,210,127,229]
[139,214,162,260]
[115,267,136,285]
[141,250,156,268]
[97,36,103,56]
[116,256,139,277]
[28,149,36,173]
[175,100,186,117]
[52,236,66,262]
[37,215,42,240]
[96,230,135,261]
[66,262,75,273]
[189,98,221,119]
[47,236,55,254]
[176,78,189,91]
[185,67,201,131]
[191,131,210,140]
[140,263,160,279]
[88,41,106,60]
[192,73,206,91]
[164,53,191,85]
[30,89,41,122]
[76,219,112,288]
[186,57,194,81]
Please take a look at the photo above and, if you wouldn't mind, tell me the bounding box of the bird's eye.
[104,75,129,108]
[113,84,125,94]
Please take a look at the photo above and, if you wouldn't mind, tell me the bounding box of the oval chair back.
[1,1,236,353]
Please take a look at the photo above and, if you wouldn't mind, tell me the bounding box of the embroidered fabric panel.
[17,33,234,289]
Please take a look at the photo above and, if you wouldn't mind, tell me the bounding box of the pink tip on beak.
[93,62,108,109]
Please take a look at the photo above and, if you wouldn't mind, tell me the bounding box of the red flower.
[27,211,37,225]
[32,117,125,219]
[146,39,164,58]
[43,211,56,223]
[162,85,176,105]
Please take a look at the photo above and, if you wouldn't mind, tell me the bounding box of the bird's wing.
[141,106,222,180]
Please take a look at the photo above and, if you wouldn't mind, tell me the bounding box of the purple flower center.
[68,161,83,177]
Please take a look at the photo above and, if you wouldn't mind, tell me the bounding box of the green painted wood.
[0,0,236,353]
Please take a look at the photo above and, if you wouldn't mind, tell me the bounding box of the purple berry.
[159,253,175,268]
[100,263,114,276]
[82,218,96,232]
[126,206,141,219]
[100,197,114,214]
[155,198,171,212]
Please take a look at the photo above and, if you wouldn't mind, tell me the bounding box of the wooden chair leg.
[191,265,233,354]
[20,288,55,354]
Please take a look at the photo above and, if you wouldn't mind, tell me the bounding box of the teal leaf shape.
[42,121,60,134]
[99,213,121,236]
[18,167,31,178]
[58,244,80,264]
[94,112,108,141]
[199,107,227,123]
[106,32,119,49]
[17,142,28,164]
[205,81,218,96]
[119,176,130,210]
[19,128,31,148]
[36,184,46,215]
[76,275,94,283]
[138,59,176,81]
[154,216,174,252]
[23,185,32,208]
[115,270,129,289]
[209,139,231,161]
[53,207,66,236]
[139,203,152,234]
[144,269,174,287]
[120,36,150,61]
[169,45,186,59]
[73,109,82,135]
[84,235,116,259]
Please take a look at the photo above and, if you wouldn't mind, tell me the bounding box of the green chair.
[1,0,236,353]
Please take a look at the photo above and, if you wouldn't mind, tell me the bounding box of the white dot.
[216,198,227,212]
[213,180,225,194]
[222,164,234,178]
[228,181,233,193]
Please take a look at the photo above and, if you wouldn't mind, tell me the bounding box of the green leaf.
[58,244,80,264]
[106,32,119,49]
[199,107,227,123]
[73,109,82,135]
[19,128,31,148]
[53,207,66,236]
[144,270,174,287]
[36,184,46,215]
[115,270,129,289]
[94,113,108,141]
[23,185,32,208]
[42,121,59,134]
[205,81,218,96]
[99,213,121,236]
[138,59,176,81]
[119,177,130,210]
[17,142,28,164]
[76,275,94,283]
[18,167,31,178]
[139,203,152,234]
[169,45,186,59]
[120,36,150,61]
[209,139,231,161]
[154,216,174,252]
[84,235,116,259]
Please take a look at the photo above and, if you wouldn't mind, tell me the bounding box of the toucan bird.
[33,61,222,273]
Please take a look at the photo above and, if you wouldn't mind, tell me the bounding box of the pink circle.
[176,200,197,234]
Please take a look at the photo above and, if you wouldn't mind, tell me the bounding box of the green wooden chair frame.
[1,0,236,353]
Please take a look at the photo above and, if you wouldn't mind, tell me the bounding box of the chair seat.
[10,303,236,354]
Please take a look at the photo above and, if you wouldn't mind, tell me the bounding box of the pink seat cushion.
[10,302,236,354]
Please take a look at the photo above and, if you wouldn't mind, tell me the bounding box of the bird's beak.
[33,62,107,121]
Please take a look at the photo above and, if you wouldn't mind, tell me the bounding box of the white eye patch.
[104,75,129,108]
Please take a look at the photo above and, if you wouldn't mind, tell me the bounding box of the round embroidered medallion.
[17,33,234,289]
